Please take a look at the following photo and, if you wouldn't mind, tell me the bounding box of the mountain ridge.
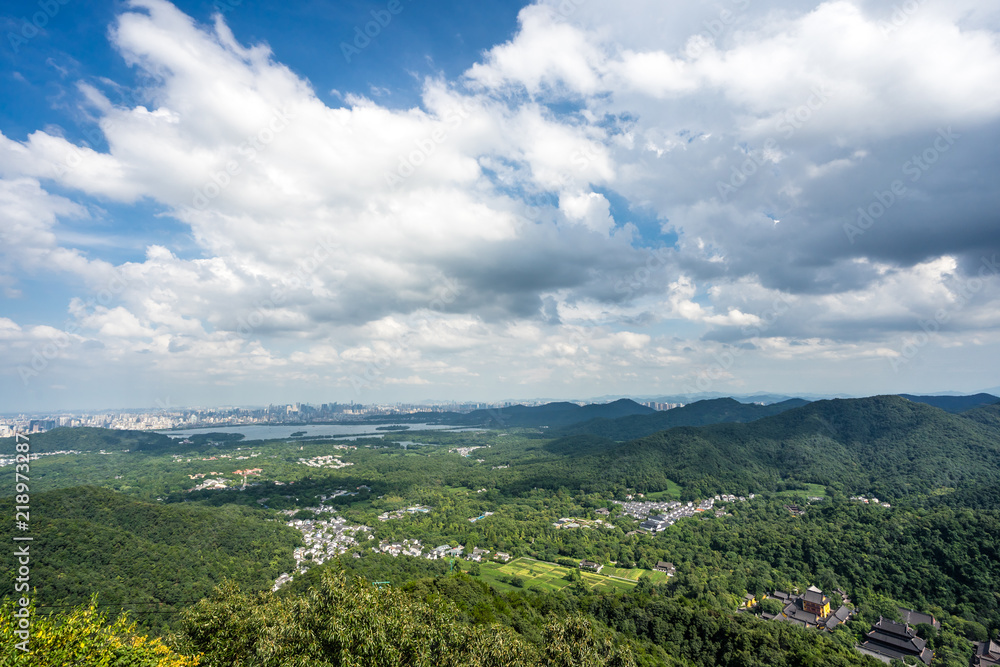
[543,395,1000,499]
[559,397,811,440]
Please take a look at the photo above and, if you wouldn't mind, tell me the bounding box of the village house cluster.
[553,517,613,530]
[190,477,228,491]
[616,493,754,532]
[374,539,425,558]
[449,446,487,457]
[377,505,431,521]
[276,505,373,587]
[617,497,744,534]
[369,540,506,564]
[298,454,353,469]
[850,495,892,508]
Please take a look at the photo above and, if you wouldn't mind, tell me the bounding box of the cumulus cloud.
[1,0,999,406]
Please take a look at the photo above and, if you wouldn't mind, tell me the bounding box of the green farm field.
[642,480,683,500]
[478,557,637,594]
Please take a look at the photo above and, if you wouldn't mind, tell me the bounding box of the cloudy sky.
[1,0,999,411]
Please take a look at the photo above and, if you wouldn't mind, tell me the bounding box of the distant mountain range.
[897,393,999,413]
[427,398,656,428]
[540,395,1000,500]
[559,397,811,440]
[374,392,1000,432]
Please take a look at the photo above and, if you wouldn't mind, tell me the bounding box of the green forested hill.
[960,401,1000,429]
[3,402,999,665]
[560,398,810,441]
[175,568,882,667]
[557,396,1000,498]
[0,426,177,453]
[434,398,657,428]
[898,393,999,413]
[0,486,299,631]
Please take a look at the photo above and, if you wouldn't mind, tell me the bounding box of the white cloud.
[465,4,606,95]
[1,0,999,407]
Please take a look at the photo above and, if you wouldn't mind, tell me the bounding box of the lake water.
[157,423,470,441]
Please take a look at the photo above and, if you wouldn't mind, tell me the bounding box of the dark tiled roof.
[874,617,915,636]
[867,629,924,653]
[976,639,1000,666]
[802,590,828,605]
[899,607,941,630]
[858,617,932,666]
[823,606,852,630]
[775,614,807,627]
[782,602,819,626]
[859,642,933,666]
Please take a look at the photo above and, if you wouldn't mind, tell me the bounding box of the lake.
[157,423,472,440]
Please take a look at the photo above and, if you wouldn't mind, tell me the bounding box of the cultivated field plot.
[601,566,672,584]
[479,557,637,594]
[642,480,683,501]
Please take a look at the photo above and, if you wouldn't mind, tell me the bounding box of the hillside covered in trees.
[3,394,999,665]
[544,396,1000,499]
[0,486,300,633]
[560,398,811,441]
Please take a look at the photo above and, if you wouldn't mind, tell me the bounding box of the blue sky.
[1,0,999,411]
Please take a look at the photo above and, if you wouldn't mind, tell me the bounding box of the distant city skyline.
[2,0,999,412]
[4,387,999,422]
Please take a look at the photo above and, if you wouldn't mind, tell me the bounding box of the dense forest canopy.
[2,394,999,664]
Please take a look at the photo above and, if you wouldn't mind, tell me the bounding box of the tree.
[0,598,199,666]
[181,570,538,666]
[760,598,784,616]
[542,615,636,667]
